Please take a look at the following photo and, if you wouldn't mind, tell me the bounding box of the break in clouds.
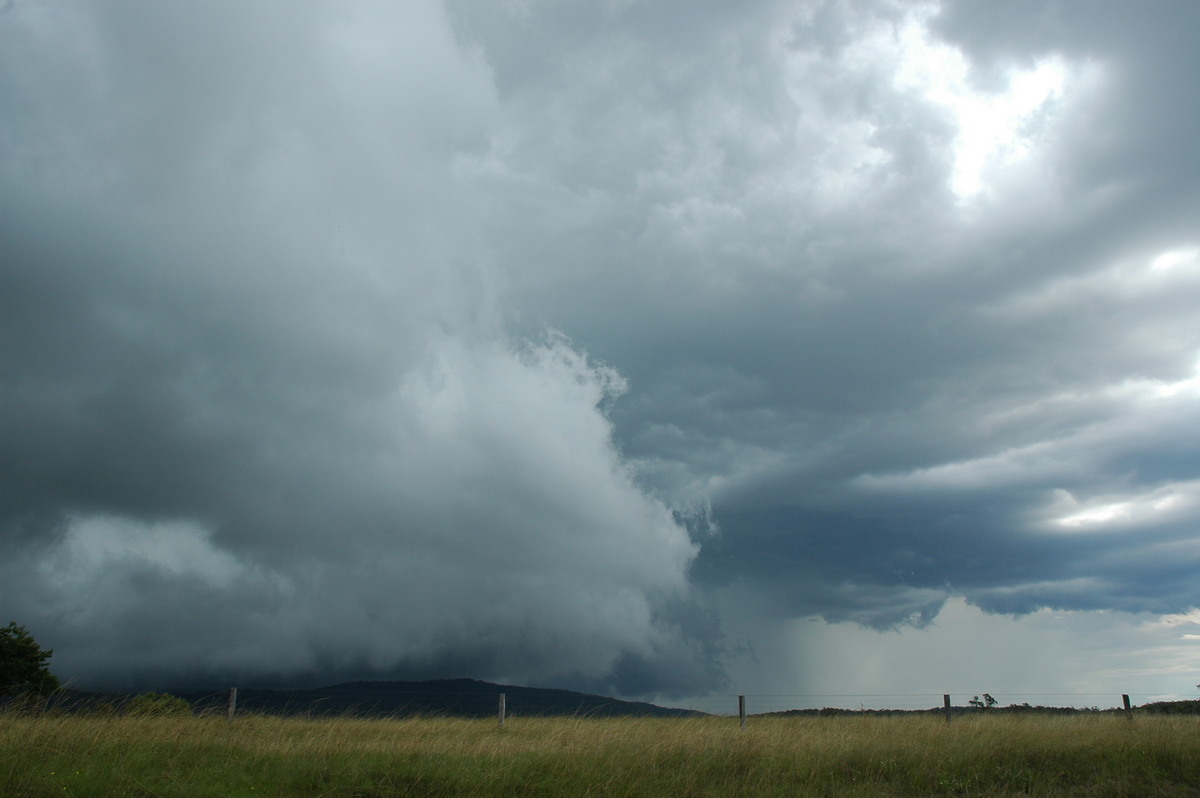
[3,0,1200,699]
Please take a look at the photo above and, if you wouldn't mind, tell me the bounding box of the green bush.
[125,692,192,716]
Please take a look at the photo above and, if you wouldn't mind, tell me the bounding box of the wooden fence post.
[943,694,952,724]
[1122,694,1132,719]
[739,695,746,728]
[498,693,506,728]
[227,687,237,723]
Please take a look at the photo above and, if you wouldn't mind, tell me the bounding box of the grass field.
[4,710,1200,796]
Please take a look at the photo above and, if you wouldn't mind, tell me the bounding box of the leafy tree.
[0,622,61,695]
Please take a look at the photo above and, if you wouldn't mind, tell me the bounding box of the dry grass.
[3,710,1200,796]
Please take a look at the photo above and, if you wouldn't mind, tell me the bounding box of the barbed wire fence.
[9,683,1189,724]
[672,691,1147,716]
[191,686,1177,723]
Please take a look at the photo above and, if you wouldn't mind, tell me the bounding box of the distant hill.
[165,678,702,719]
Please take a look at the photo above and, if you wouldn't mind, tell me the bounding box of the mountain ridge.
[166,677,703,719]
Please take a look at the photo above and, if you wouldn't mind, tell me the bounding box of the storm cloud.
[3,0,1199,702]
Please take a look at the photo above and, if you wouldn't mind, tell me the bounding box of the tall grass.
[4,710,1200,796]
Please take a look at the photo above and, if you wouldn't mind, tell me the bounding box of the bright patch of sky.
[1050,481,1200,532]
[683,596,1200,714]
[891,9,1073,200]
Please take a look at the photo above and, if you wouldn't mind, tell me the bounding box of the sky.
[3,0,1200,710]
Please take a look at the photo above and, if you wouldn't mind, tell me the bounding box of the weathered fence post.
[498,693,506,728]
[739,695,746,728]
[227,687,238,723]
[1122,694,1132,719]
[943,694,952,724]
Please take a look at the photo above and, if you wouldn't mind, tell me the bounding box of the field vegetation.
[4,709,1200,796]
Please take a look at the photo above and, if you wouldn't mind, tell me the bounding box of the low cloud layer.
[3,1,1199,700]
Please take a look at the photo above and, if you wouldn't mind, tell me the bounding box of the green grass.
[4,711,1200,796]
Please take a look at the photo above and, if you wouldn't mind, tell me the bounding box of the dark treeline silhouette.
[1140,700,1200,715]
[767,703,1162,718]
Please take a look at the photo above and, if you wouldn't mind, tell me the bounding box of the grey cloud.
[932,1,1200,200]
[3,0,1200,700]
[1,0,711,696]
[446,0,1200,631]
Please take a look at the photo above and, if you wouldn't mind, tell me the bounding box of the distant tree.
[0,622,61,695]
[968,693,998,710]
